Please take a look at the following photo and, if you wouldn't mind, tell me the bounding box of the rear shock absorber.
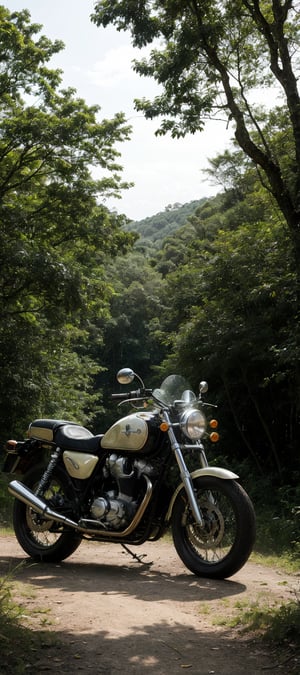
[35,447,63,496]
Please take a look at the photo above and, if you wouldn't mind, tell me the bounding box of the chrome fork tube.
[164,411,204,526]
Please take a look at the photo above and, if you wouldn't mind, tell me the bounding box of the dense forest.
[0,4,299,558]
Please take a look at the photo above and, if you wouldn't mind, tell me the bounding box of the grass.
[250,550,300,574]
[0,567,58,674]
[212,589,300,673]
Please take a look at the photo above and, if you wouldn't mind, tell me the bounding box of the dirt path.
[0,535,299,674]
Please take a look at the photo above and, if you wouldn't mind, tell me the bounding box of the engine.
[89,454,155,530]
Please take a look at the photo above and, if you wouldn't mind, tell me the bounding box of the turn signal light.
[160,422,169,432]
[209,419,218,429]
[210,432,220,443]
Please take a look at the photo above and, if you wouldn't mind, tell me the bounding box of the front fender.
[166,466,239,522]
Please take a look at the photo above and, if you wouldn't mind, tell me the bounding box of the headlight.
[180,409,206,440]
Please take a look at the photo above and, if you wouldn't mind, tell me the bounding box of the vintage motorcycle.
[3,368,256,579]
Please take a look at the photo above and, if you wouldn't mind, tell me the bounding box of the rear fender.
[166,466,239,522]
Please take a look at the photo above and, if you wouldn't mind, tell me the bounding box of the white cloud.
[88,45,138,88]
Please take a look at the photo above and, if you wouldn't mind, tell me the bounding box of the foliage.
[227,459,300,567]
[227,596,300,673]
[91,249,167,428]
[160,222,297,475]
[263,598,300,651]
[126,198,206,252]
[0,7,136,438]
[142,140,298,479]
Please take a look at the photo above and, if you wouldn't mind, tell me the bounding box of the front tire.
[171,477,255,579]
[13,465,82,562]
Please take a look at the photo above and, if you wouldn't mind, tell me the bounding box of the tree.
[92,249,166,427]
[150,155,297,479]
[0,7,135,437]
[92,0,300,435]
[92,1,300,247]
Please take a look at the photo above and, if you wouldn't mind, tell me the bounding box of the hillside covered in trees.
[126,199,206,250]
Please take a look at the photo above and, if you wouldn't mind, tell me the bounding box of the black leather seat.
[29,419,103,452]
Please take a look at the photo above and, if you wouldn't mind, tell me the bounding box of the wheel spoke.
[25,478,66,548]
[184,489,236,564]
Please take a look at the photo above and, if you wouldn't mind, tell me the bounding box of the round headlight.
[180,409,206,440]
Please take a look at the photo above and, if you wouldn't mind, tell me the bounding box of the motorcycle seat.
[29,419,103,452]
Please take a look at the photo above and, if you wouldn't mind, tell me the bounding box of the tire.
[13,464,82,562]
[171,477,256,579]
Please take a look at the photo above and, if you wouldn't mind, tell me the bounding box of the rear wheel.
[13,465,82,562]
[171,477,255,579]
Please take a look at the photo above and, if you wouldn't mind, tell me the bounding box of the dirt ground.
[0,535,299,675]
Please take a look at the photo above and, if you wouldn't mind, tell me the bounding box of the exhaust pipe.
[8,476,153,538]
[8,480,79,529]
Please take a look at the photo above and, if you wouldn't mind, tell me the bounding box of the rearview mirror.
[199,381,208,394]
[117,368,135,385]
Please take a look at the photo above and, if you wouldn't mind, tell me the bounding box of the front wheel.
[171,477,255,579]
[13,465,82,562]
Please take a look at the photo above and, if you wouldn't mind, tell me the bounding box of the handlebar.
[111,388,152,400]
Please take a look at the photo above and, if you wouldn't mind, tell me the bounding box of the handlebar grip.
[111,388,153,400]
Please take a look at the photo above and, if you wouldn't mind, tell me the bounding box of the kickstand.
[121,543,152,565]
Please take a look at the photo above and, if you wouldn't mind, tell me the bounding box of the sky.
[5,0,233,221]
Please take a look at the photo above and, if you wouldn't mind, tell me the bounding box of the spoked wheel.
[13,465,82,562]
[171,477,256,579]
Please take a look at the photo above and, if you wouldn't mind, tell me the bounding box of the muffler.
[8,476,153,538]
[8,479,79,529]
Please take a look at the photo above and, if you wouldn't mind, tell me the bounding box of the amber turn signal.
[160,422,169,432]
[209,419,218,429]
[210,432,220,443]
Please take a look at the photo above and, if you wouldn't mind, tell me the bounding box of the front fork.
[164,410,205,527]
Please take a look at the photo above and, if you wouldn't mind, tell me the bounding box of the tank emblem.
[123,424,142,437]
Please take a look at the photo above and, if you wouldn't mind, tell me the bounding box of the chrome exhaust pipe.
[8,476,153,538]
[8,480,79,529]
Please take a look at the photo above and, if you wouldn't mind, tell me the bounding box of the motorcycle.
[3,368,255,579]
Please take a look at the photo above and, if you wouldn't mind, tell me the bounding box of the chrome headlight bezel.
[180,408,206,440]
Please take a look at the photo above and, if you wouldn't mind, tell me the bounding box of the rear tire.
[171,477,255,579]
[13,465,82,562]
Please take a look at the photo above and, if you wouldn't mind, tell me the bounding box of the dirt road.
[0,535,299,674]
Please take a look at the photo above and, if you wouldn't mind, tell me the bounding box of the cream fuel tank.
[101,411,161,453]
